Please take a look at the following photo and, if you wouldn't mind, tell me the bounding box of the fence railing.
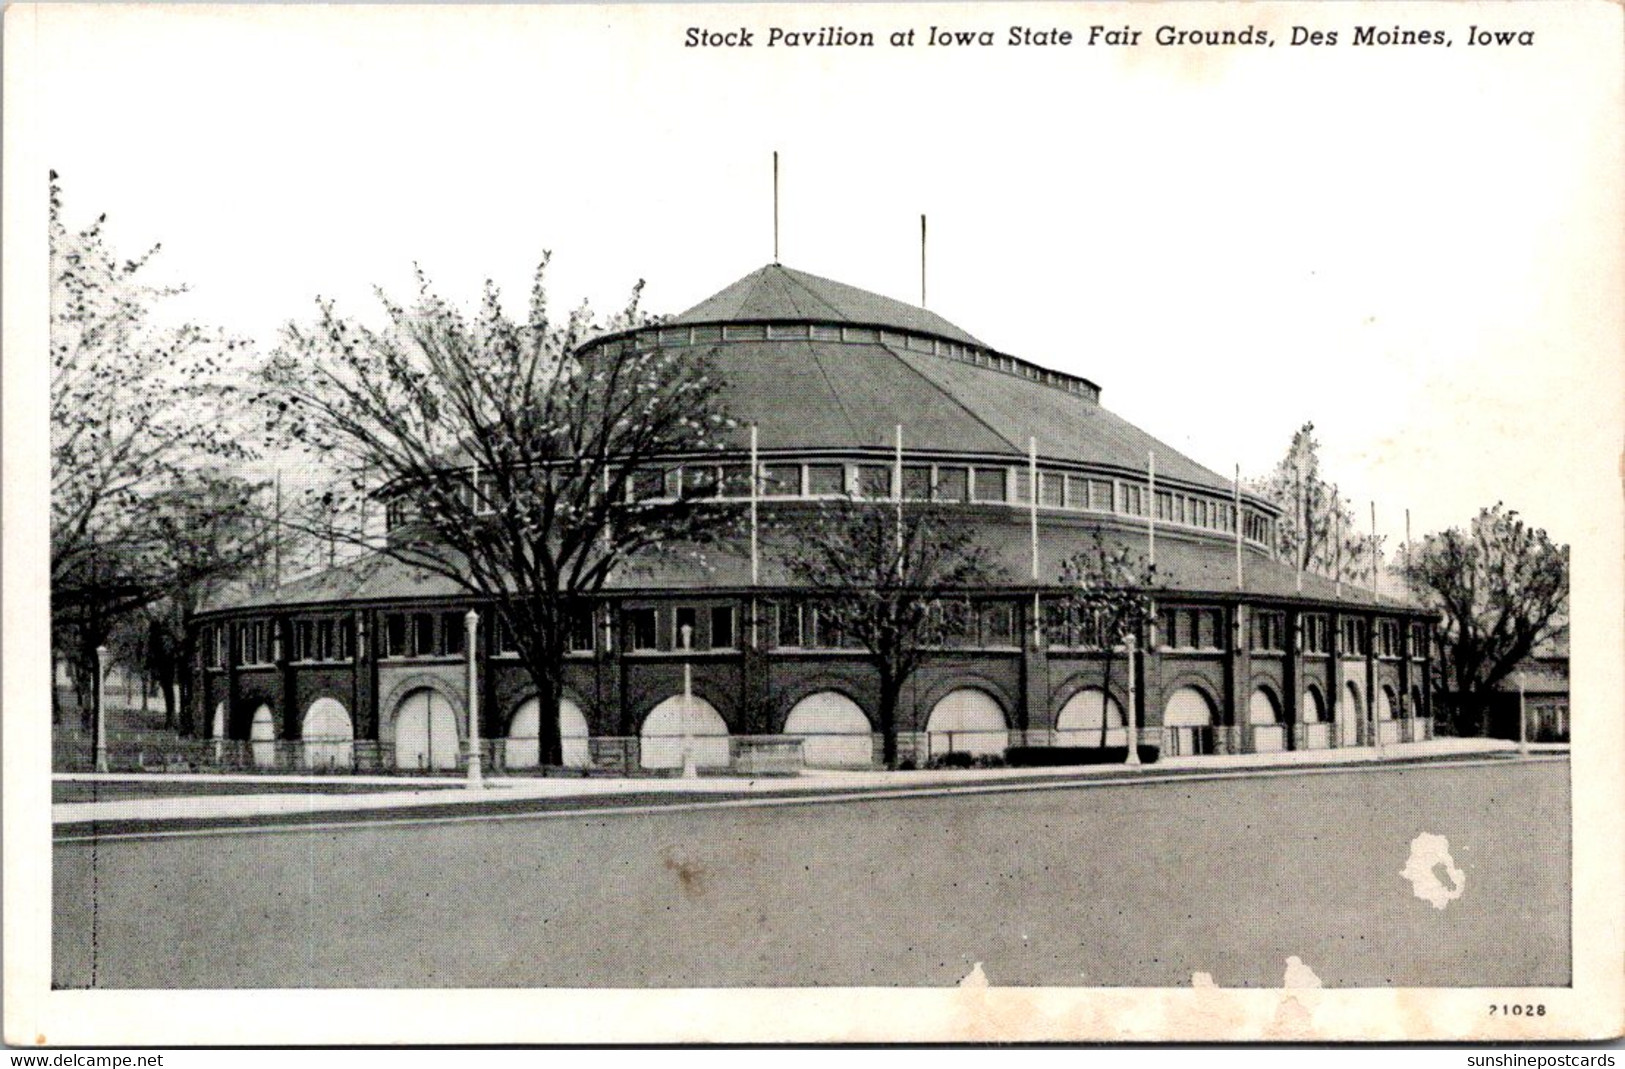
[53,716,1446,776]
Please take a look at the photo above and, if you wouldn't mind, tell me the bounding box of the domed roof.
[669,263,985,347]
[620,263,1246,498]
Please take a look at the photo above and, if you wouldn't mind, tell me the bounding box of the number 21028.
[1489,1004,1546,1016]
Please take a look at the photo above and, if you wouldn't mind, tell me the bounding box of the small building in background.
[1486,634,1570,743]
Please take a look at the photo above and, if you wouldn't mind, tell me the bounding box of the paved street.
[52,756,1569,988]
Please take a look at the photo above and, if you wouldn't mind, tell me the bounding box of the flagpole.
[1295,469,1304,593]
[1147,451,1157,569]
[1333,482,1342,599]
[894,424,904,566]
[1370,501,1379,600]
[1233,463,1243,590]
[920,214,927,308]
[750,423,760,648]
[749,424,760,586]
[1029,438,1040,582]
[772,151,780,263]
[273,468,282,588]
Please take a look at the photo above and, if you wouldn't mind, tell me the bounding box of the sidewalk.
[51,736,1559,828]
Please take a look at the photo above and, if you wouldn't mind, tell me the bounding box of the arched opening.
[1054,687,1127,747]
[1301,687,1324,723]
[782,691,873,768]
[506,697,591,769]
[249,703,277,769]
[301,697,354,771]
[640,695,730,770]
[394,688,460,771]
[1339,681,1364,746]
[924,688,1008,758]
[1248,689,1280,724]
[1376,685,1399,744]
[1411,685,1426,740]
[1301,686,1330,749]
[1249,688,1284,753]
[1162,686,1215,756]
[211,700,227,739]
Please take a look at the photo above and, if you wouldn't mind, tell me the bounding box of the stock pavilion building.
[192,263,1436,772]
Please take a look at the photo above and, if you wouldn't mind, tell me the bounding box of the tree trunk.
[877,675,901,769]
[525,651,566,767]
[178,669,196,738]
[74,657,93,731]
[1100,649,1114,748]
[160,678,177,732]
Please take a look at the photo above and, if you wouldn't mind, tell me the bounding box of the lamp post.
[94,644,109,773]
[680,623,697,778]
[1124,633,1140,766]
[1517,672,1529,758]
[465,609,482,788]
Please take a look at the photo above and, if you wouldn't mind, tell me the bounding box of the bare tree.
[1400,503,1568,736]
[772,501,1004,768]
[1052,532,1159,748]
[1249,422,1381,583]
[262,257,735,765]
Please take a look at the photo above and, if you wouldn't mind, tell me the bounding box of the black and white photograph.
[4,0,1622,1046]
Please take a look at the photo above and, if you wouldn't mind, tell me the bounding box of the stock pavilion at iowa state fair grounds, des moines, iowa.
[190,262,1438,774]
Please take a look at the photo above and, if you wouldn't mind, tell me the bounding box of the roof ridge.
[772,265,849,321]
[875,338,1025,457]
[802,339,866,445]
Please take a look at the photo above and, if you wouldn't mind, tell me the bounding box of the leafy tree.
[49,174,266,724]
[1249,422,1382,584]
[1400,504,1568,735]
[138,475,274,735]
[1051,532,1159,747]
[772,500,1004,768]
[262,257,735,765]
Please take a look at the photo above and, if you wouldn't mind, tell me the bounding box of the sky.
[21,2,1624,553]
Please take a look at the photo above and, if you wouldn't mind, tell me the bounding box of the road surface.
[53,756,1569,988]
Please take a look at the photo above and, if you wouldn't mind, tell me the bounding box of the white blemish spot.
[1191,971,1217,988]
[1282,955,1323,989]
[1401,832,1467,909]
[958,962,988,988]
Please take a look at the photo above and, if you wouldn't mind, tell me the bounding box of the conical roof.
[647,264,1242,496]
[670,263,986,346]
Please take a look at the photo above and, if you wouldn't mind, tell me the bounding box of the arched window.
[249,704,277,769]
[301,698,354,771]
[506,697,591,769]
[1249,688,1285,752]
[1162,686,1215,756]
[640,695,730,770]
[1300,687,1325,724]
[783,691,873,768]
[925,689,1008,757]
[1339,681,1364,745]
[1248,689,1281,725]
[1163,687,1216,726]
[1054,687,1127,746]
